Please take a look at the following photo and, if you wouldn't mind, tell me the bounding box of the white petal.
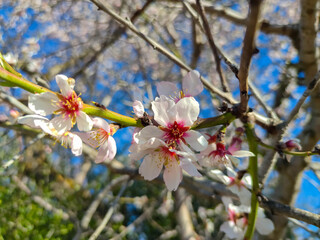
[220,221,243,239]
[18,115,49,128]
[92,117,110,132]
[77,111,93,131]
[210,169,230,184]
[232,150,255,158]
[151,96,175,126]
[133,100,145,118]
[156,81,179,98]
[243,174,252,188]
[70,133,83,156]
[139,153,164,180]
[180,160,202,177]
[96,141,111,163]
[182,70,203,97]
[50,115,72,135]
[135,126,163,144]
[227,155,240,166]
[28,92,59,116]
[229,186,251,206]
[174,97,200,126]
[95,137,117,163]
[56,74,73,96]
[221,196,233,209]
[106,136,117,160]
[226,167,237,178]
[163,160,182,191]
[256,216,274,235]
[76,132,99,148]
[184,130,208,151]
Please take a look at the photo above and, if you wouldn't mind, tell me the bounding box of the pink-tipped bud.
[284,139,302,151]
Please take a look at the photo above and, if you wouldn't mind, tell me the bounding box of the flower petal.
[106,136,117,160]
[56,74,73,96]
[232,150,255,158]
[92,117,110,132]
[152,96,175,126]
[70,133,83,156]
[256,215,274,235]
[18,115,49,128]
[156,81,179,98]
[28,92,59,116]
[77,111,93,132]
[220,221,244,240]
[133,100,145,118]
[134,126,163,144]
[182,70,203,97]
[50,115,72,135]
[163,160,182,191]
[210,169,230,184]
[96,141,111,163]
[180,160,202,177]
[139,153,164,180]
[174,97,199,126]
[184,130,208,151]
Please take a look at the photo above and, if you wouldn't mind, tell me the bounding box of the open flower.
[130,96,207,191]
[156,70,203,102]
[18,115,83,156]
[220,197,274,239]
[210,167,252,206]
[28,74,93,134]
[77,117,117,163]
[200,139,254,169]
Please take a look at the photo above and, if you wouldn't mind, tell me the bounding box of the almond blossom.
[156,70,203,102]
[210,167,252,206]
[130,96,207,191]
[28,74,93,134]
[200,133,254,169]
[220,197,274,239]
[77,117,117,163]
[18,115,83,156]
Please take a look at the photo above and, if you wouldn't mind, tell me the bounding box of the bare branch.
[90,0,237,104]
[238,0,263,114]
[196,0,230,93]
[88,180,129,240]
[81,175,130,229]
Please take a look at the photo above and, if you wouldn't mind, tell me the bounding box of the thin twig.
[81,175,130,229]
[1,132,45,171]
[182,1,280,122]
[110,201,156,240]
[90,0,237,104]
[282,70,320,131]
[88,180,129,240]
[196,0,230,93]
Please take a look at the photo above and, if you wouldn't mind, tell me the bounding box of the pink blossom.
[210,167,252,206]
[200,141,254,169]
[18,115,83,156]
[77,117,117,163]
[220,197,274,239]
[130,96,207,191]
[28,74,93,134]
[156,70,203,102]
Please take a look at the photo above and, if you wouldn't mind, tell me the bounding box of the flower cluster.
[16,70,275,237]
[18,74,117,163]
[220,197,274,239]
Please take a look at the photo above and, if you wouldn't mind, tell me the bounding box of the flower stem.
[244,122,259,240]
[0,66,141,127]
